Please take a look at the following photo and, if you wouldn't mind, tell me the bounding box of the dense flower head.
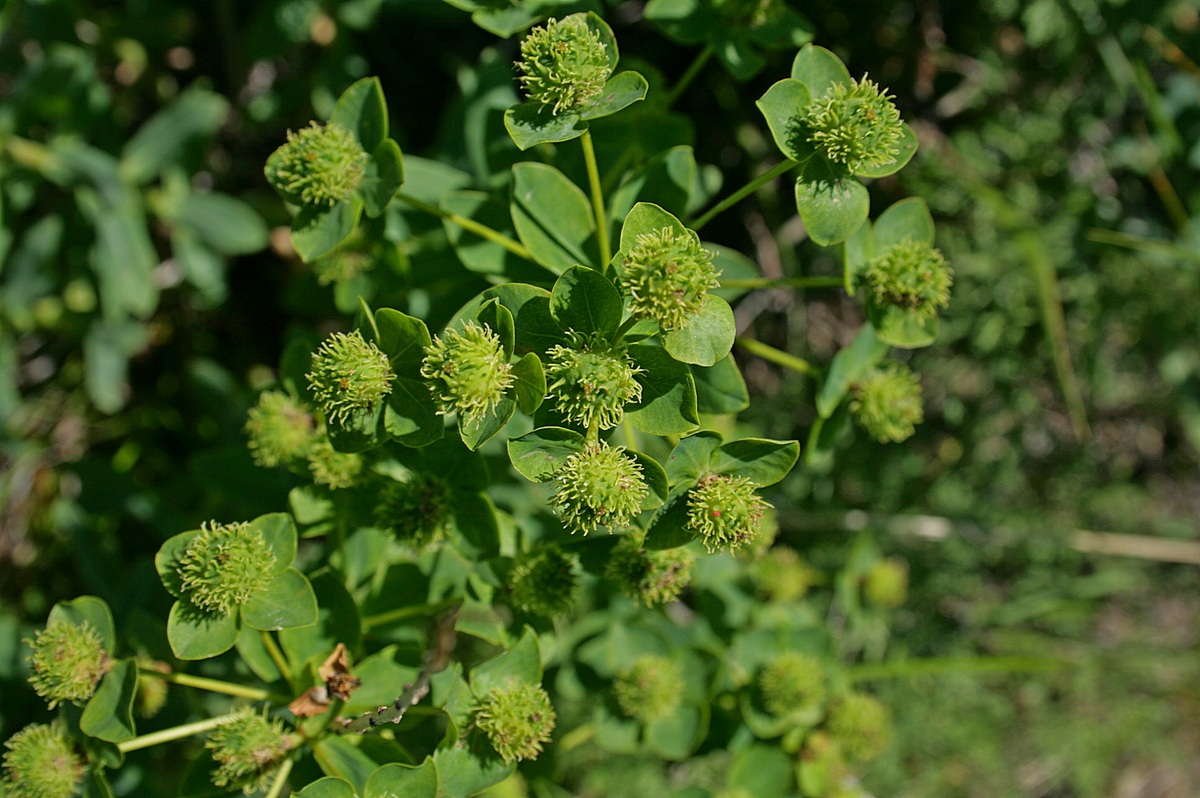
[858,237,952,319]
[686,474,771,553]
[307,330,395,424]
[605,537,694,606]
[850,362,924,444]
[508,544,581,617]
[546,334,642,431]
[713,0,781,26]
[759,652,826,716]
[751,546,816,602]
[306,436,364,490]
[136,656,170,718]
[313,248,372,286]
[614,655,683,723]
[1,723,86,798]
[620,227,720,332]
[206,707,294,795]
[475,684,556,763]
[864,557,908,608]
[244,391,315,468]
[801,76,904,174]
[551,444,649,534]
[178,521,274,614]
[27,618,108,708]
[375,473,452,548]
[421,321,515,419]
[517,16,612,114]
[828,692,893,762]
[265,122,367,208]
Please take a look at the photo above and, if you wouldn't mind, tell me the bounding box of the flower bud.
[306,436,364,490]
[475,684,556,763]
[545,334,642,431]
[244,391,315,468]
[136,656,170,718]
[265,122,367,208]
[205,707,294,794]
[27,618,108,708]
[858,237,952,320]
[801,76,904,174]
[178,521,274,614]
[751,546,816,602]
[613,655,683,724]
[828,692,892,762]
[375,473,452,548]
[508,545,580,617]
[686,475,771,553]
[620,227,719,332]
[307,330,394,424]
[864,557,908,608]
[421,321,515,419]
[1,723,86,798]
[759,652,825,716]
[551,444,649,534]
[850,362,924,444]
[605,537,694,606]
[517,16,612,114]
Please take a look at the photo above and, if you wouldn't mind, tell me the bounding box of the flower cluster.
[828,692,893,762]
[759,652,826,716]
[307,330,395,424]
[205,707,294,794]
[801,77,903,174]
[517,16,611,114]
[751,546,816,602]
[551,444,648,534]
[244,391,314,468]
[605,537,694,606]
[306,436,364,490]
[421,321,514,419]
[620,227,719,332]
[864,557,908,608]
[858,237,952,320]
[264,122,367,208]
[375,473,452,548]
[850,362,924,444]
[545,334,642,431]
[686,474,771,552]
[475,684,556,763]
[614,655,683,724]
[178,521,274,614]
[508,545,580,617]
[26,618,108,708]
[1,723,86,798]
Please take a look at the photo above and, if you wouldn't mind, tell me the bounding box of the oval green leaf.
[662,294,735,366]
[81,658,137,742]
[508,426,587,482]
[292,199,362,263]
[795,167,869,247]
[330,77,388,152]
[241,568,318,631]
[166,601,238,660]
[550,265,624,337]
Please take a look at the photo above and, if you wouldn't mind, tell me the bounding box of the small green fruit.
[475,684,556,763]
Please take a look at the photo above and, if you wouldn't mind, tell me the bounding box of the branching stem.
[137,668,279,702]
[396,191,538,264]
[691,159,798,231]
[116,711,243,753]
[735,337,816,375]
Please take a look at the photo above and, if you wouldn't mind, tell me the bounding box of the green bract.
[551,443,649,534]
[421,321,515,419]
[0,723,86,798]
[850,362,924,443]
[265,122,366,208]
[206,707,294,794]
[27,617,108,708]
[307,329,395,424]
[620,226,720,332]
[614,655,684,724]
[244,391,314,467]
[545,334,642,431]
[686,474,771,552]
[474,684,556,764]
[178,520,275,614]
[518,16,612,114]
[507,544,580,617]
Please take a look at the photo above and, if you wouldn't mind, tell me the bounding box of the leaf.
[166,601,238,660]
[83,320,149,414]
[442,191,522,277]
[330,77,388,152]
[626,344,700,435]
[49,596,116,652]
[470,627,542,695]
[459,396,517,451]
[155,530,198,600]
[343,646,421,715]
[452,492,501,560]
[664,431,723,486]
[643,489,695,550]
[242,569,319,631]
[235,622,281,682]
[375,309,432,373]
[504,102,586,151]
[476,298,516,357]
[630,450,669,510]
[313,736,404,796]
[433,736,515,798]
[790,44,852,96]
[366,761,439,798]
[78,188,158,320]
[578,71,649,121]
[480,284,564,355]
[728,744,794,797]
[873,196,935,250]
[756,79,814,163]
[326,403,386,453]
[710,438,800,486]
[292,199,363,263]
[550,266,623,337]
[511,352,546,414]
[384,378,443,447]
[866,304,939,349]
[816,324,889,418]
[615,201,687,268]
[804,401,852,469]
[510,162,595,272]
[82,771,116,798]
[249,512,297,575]
[856,123,919,179]
[609,147,696,224]
[507,427,586,482]
[294,777,358,798]
[279,568,363,669]
[662,294,736,367]
[691,355,750,414]
[81,658,137,742]
[173,192,268,256]
[645,704,705,760]
[361,138,404,217]
[119,88,228,184]
[795,163,868,247]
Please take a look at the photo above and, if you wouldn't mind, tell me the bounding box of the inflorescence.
[265,122,367,208]
[517,16,612,114]
[422,321,515,420]
[802,76,904,174]
[620,227,720,332]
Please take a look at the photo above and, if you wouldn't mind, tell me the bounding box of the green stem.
[116,711,242,753]
[580,129,612,270]
[395,191,537,264]
[559,721,596,752]
[260,630,293,687]
[735,337,816,375]
[663,45,713,110]
[720,275,844,290]
[263,756,295,798]
[690,159,798,232]
[138,668,278,702]
[362,598,460,632]
[847,655,1070,682]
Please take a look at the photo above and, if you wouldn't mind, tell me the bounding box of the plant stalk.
[137,668,277,701]
[395,191,537,263]
[735,336,816,375]
[721,275,844,290]
[263,756,295,798]
[690,158,798,231]
[848,655,1069,682]
[261,630,294,686]
[116,711,243,753]
[663,45,713,109]
[580,129,612,269]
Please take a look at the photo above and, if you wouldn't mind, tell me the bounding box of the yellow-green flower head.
[759,652,826,716]
[265,122,367,208]
[828,692,893,762]
[605,536,694,606]
[551,444,649,534]
[802,76,904,174]
[751,546,816,602]
[244,391,315,468]
[375,473,452,548]
[306,436,364,490]
[313,248,373,286]
[205,707,294,795]
[1,723,86,798]
[136,656,170,719]
[178,521,274,614]
[850,362,924,444]
[307,330,395,424]
[864,557,908,608]
[620,227,720,332]
[713,0,781,26]
[508,544,580,617]
[475,683,556,764]
[686,474,771,553]
[859,237,952,319]
[517,16,612,114]
[546,333,642,431]
[614,655,683,724]
[421,321,515,419]
[27,619,108,708]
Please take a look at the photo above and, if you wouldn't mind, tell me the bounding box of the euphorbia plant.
[4,9,955,798]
